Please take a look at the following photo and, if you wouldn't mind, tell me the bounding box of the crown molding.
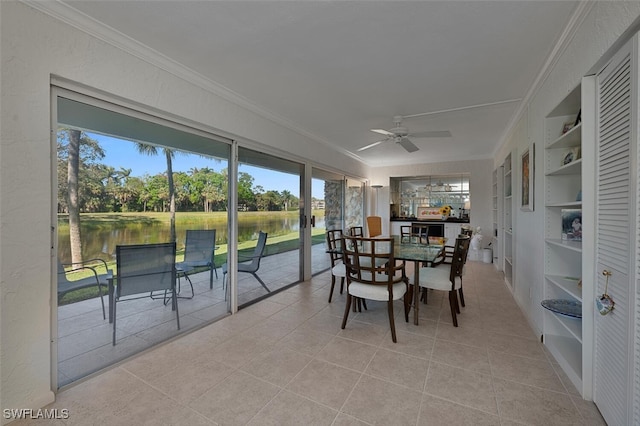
[494,1,594,157]
[21,0,358,161]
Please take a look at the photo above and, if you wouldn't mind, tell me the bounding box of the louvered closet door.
[594,38,635,426]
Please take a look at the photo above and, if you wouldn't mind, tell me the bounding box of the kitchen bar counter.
[390,217,470,223]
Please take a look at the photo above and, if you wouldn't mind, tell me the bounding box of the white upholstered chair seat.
[341,235,409,342]
[417,235,471,327]
[347,278,407,301]
[418,267,461,291]
[332,261,346,277]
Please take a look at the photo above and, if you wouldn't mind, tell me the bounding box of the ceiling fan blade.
[410,130,452,138]
[357,140,386,152]
[371,129,394,136]
[397,137,419,153]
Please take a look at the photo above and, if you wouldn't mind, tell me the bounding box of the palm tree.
[67,129,83,264]
[135,143,177,242]
[281,190,293,211]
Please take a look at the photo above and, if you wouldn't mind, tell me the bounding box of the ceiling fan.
[358,115,451,153]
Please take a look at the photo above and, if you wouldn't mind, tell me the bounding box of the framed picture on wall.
[521,144,534,212]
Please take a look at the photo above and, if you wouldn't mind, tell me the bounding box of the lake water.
[58,214,325,262]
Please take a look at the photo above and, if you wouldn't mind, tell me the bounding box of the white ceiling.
[61,0,579,167]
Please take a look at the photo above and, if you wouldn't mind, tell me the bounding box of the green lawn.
[59,228,327,305]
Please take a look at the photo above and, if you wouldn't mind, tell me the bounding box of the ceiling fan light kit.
[361,115,450,153]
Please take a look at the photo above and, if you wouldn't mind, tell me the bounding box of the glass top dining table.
[391,236,444,325]
[331,235,445,325]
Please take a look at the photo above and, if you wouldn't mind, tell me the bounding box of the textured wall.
[494,2,640,335]
[0,1,366,415]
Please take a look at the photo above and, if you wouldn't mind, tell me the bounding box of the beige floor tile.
[49,256,599,426]
[395,317,438,338]
[493,378,584,426]
[331,413,370,426]
[285,359,361,409]
[571,395,607,425]
[431,339,491,375]
[240,346,313,387]
[342,374,422,425]
[338,319,389,346]
[379,329,435,359]
[364,348,429,391]
[208,334,275,368]
[189,370,280,426]
[435,322,488,349]
[247,390,337,426]
[424,361,498,415]
[485,331,546,360]
[279,328,334,355]
[316,336,377,372]
[146,354,235,404]
[418,394,501,426]
[488,350,565,392]
[301,309,346,335]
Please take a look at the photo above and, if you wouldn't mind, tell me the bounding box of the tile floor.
[33,260,605,425]
[57,244,326,387]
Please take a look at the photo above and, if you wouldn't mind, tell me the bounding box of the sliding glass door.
[235,147,303,306]
[54,92,231,388]
[310,169,365,276]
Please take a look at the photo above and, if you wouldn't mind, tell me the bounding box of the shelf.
[545,275,582,301]
[545,308,582,342]
[548,123,582,149]
[546,201,582,208]
[545,238,582,253]
[543,84,584,398]
[544,334,582,388]
[546,158,582,176]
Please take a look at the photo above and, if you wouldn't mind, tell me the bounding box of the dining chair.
[366,215,383,237]
[113,242,178,345]
[417,235,470,327]
[341,235,409,342]
[435,227,472,265]
[57,258,112,320]
[401,223,429,244]
[349,226,364,237]
[325,229,346,303]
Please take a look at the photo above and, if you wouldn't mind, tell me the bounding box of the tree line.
[57,130,301,215]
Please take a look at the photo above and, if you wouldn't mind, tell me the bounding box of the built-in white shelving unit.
[543,84,590,396]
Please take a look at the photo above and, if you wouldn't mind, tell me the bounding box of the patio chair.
[222,231,269,296]
[57,258,112,319]
[175,229,218,298]
[113,242,178,345]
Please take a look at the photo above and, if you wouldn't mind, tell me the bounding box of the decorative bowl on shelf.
[541,299,582,318]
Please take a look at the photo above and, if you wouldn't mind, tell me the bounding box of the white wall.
[0,1,368,415]
[494,2,640,337]
[4,0,640,415]
[369,159,494,241]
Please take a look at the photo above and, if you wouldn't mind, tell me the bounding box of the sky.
[91,133,324,199]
